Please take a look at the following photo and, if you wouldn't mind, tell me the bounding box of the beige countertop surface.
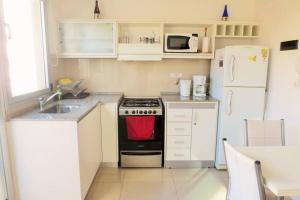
[160,92,218,103]
[10,93,123,122]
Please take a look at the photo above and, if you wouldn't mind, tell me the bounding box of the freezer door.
[215,87,266,166]
[223,46,269,87]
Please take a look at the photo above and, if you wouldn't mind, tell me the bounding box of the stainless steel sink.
[40,104,80,114]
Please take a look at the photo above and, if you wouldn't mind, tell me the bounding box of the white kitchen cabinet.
[77,105,102,198]
[100,103,119,166]
[7,105,102,200]
[191,107,218,161]
[59,20,117,58]
[165,101,219,167]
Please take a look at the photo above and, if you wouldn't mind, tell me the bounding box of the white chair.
[244,119,285,146]
[223,138,266,200]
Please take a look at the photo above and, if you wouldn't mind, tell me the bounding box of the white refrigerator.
[210,46,269,169]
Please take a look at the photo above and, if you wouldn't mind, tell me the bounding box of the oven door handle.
[121,152,162,156]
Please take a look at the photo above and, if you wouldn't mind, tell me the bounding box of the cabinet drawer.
[167,109,192,122]
[167,136,191,148]
[166,149,190,161]
[167,122,191,135]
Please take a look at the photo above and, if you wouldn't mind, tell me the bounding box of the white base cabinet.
[165,102,218,167]
[100,103,119,166]
[7,105,102,200]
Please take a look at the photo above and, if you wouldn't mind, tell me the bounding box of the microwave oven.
[164,33,199,53]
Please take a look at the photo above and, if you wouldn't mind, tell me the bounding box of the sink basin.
[40,104,80,114]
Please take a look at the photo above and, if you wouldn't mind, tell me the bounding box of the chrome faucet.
[38,86,63,111]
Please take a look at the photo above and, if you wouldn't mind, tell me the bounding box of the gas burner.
[119,97,163,116]
[122,99,160,107]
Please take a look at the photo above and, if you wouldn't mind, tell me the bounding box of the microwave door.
[167,36,190,52]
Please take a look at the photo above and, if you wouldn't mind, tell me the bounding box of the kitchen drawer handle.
[174,128,185,131]
[174,141,185,144]
[174,153,184,157]
[175,114,186,118]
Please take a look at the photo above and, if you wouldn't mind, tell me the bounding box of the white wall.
[255,0,300,146]
[47,0,257,96]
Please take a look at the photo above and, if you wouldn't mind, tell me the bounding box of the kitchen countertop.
[11,93,123,122]
[160,92,218,103]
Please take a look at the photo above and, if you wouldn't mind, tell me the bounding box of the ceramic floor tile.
[173,169,227,200]
[171,168,211,181]
[120,180,178,200]
[86,181,122,200]
[95,168,125,182]
[123,168,173,182]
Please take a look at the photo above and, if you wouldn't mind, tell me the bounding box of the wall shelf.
[58,20,261,60]
[163,53,214,59]
[215,22,260,38]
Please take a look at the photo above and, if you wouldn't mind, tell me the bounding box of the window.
[2,0,49,101]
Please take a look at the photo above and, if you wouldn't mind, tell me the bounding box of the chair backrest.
[223,139,266,200]
[244,119,285,146]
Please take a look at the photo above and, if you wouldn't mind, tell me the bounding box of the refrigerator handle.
[227,90,233,115]
[229,55,235,82]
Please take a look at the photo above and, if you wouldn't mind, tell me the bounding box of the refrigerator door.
[215,87,266,167]
[223,46,269,87]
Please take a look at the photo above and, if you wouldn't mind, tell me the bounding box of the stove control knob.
[132,110,136,114]
[125,110,129,114]
[144,110,148,114]
[148,110,152,114]
[139,110,143,114]
[153,110,157,114]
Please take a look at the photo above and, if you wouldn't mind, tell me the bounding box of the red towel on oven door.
[125,116,155,140]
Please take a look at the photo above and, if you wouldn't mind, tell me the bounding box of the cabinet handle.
[227,90,233,115]
[174,128,185,131]
[174,153,184,157]
[175,114,185,118]
[174,141,184,144]
[229,55,235,82]
[193,112,198,123]
[4,23,11,40]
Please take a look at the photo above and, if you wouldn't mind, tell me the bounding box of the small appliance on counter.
[179,79,191,97]
[193,75,207,97]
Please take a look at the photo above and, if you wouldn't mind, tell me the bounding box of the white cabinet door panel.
[101,103,118,163]
[77,105,102,199]
[191,105,218,161]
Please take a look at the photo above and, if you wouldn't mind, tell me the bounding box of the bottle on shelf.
[221,5,229,21]
[202,27,210,53]
[94,0,100,19]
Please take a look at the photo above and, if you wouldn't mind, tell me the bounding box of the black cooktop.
[121,98,160,108]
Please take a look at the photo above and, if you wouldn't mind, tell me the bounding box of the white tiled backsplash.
[58,59,210,96]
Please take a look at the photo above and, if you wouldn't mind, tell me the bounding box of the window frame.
[2,0,51,105]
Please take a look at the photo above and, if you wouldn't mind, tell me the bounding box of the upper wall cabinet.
[58,20,117,58]
[117,22,163,61]
[215,22,260,38]
[57,20,260,60]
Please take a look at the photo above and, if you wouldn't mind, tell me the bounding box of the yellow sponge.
[58,78,73,86]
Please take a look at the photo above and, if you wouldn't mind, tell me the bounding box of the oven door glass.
[118,115,164,146]
[167,36,190,50]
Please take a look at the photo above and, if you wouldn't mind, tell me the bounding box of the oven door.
[118,115,164,151]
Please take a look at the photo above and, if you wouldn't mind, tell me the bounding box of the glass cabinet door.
[59,21,116,58]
